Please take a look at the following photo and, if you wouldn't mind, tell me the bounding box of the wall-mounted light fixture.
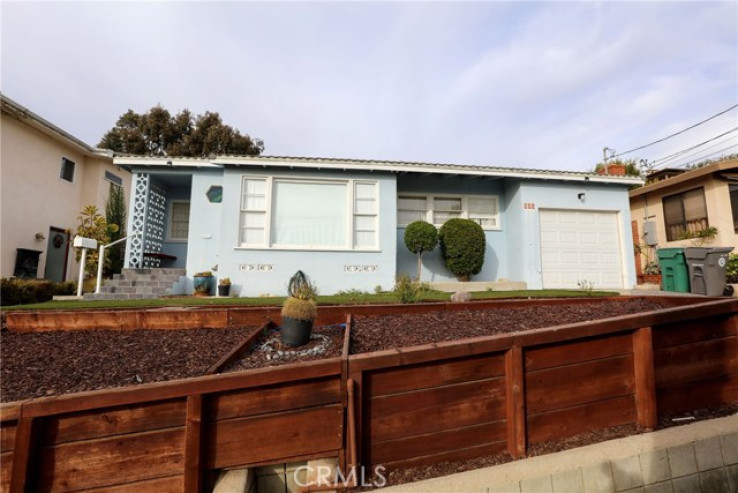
[578,192,586,202]
[35,232,46,241]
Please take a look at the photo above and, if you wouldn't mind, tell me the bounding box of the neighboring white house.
[116,155,641,296]
[0,94,131,281]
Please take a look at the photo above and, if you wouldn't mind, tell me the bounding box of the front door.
[44,227,69,282]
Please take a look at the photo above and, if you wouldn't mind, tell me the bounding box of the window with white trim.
[240,178,268,246]
[398,194,499,229]
[168,201,190,241]
[239,176,378,249]
[353,181,377,248]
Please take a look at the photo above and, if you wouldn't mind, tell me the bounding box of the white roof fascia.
[115,156,219,169]
[212,156,642,185]
[115,155,643,185]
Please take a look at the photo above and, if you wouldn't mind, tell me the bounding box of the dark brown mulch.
[527,423,643,457]
[351,299,672,353]
[0,327,253,402]
[220,325,345,372]
[658,402,738,429]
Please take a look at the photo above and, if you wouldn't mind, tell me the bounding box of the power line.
[674,144,738,169]
[651,131,738,168]
[650,127,738,167]
[611,104,738,158]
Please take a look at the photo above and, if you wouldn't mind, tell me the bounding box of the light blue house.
[116,155,641,296]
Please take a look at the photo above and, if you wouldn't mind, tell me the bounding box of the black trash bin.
[684,247,734,296]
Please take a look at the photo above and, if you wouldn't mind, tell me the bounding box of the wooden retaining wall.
[4,296,702,332]
[348,298,738,469]
[1,297,736,491]
[0,325,348,493]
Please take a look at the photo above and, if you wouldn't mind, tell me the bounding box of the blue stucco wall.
[511,180,636,289]
[186,167,397,296]
[185,170,224,293]
[396,175,507,282]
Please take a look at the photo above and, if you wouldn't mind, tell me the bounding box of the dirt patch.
[220,324,345,372]
[351,299,672,353]
[1,327,254,402]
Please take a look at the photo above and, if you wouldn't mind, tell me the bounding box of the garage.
[539,209,625,289]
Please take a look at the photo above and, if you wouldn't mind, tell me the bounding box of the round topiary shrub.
[404,221,438,280]
[438,218,486,281]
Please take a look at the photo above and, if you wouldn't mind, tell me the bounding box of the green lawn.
[1,289,618,311]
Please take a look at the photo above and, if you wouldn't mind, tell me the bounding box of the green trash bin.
[656,248,690,293]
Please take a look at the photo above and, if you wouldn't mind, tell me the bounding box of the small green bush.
[0,278,76,306]
[438,218,486,281]
[393,273,429,304]
[727,254,738,284]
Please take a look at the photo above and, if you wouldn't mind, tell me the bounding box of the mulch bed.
[0,327,254,402]
[220,324,345,372]
[351,298,672,353]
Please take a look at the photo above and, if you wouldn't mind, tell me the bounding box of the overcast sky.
[2,1,736,172]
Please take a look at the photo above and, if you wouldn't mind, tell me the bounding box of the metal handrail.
[95,231,142,294]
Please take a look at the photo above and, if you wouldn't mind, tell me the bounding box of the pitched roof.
[1,93,112,159]
[629,158,738,198]
[116,154,643,185]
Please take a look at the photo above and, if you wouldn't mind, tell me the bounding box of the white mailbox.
[73,236,97,249]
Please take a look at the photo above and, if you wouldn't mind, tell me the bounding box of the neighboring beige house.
[629,158,738,273]
[1,94,131,281]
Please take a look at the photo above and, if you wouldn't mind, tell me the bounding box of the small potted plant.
[193,271,213,296]
[218,277,231,297]
[280,270,318,347]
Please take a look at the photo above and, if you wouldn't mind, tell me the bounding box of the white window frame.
[167,200,190,242]
[238,175,380,251]
[397,193,501,230]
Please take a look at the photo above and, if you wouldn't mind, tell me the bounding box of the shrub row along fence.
[1,297,736,492]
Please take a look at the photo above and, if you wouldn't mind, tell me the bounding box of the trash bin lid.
[706,247,734,254]
[685,246,734,259]
[657,247,685,259]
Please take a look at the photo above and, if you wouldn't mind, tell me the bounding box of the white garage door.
[539,209,624,289]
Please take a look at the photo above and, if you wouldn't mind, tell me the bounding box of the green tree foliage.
[75,205,119,277]
[105,184,126,276]
[403,221,438,280]
[98,105,264,157]
[438,218,486,281]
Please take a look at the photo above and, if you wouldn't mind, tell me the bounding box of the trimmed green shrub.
[404,221,438,280]
[438,218,486,281]
[0,278,76,306]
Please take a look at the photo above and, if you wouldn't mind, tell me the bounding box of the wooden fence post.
[505,346,526,458]
[348,371,363,469]
[9,417,38,493]
[633,327,657,431]
[184,395,203,493]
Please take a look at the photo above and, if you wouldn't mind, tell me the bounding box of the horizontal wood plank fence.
[1,297,736,492]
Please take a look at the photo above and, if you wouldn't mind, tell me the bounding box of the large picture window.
[398,194,500,229]
[663,187,709,241]
[239,177,378,249]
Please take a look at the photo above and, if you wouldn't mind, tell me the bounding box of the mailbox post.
[73,236,98,297]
